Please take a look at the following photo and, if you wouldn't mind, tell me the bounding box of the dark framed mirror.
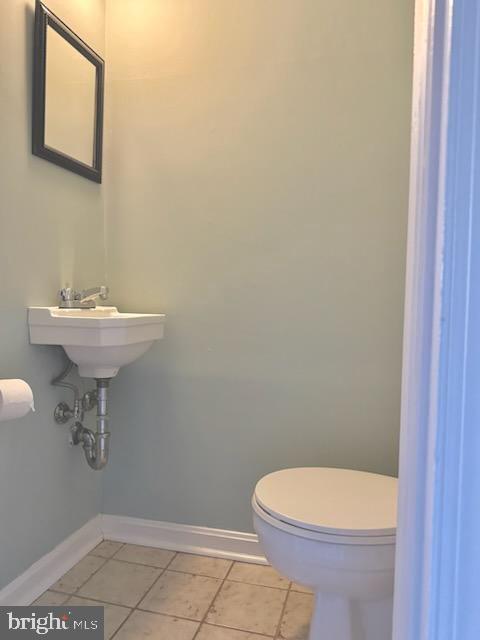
[32,1,104,183]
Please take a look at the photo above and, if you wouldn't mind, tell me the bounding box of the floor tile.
[90,540,123,559]
[114,610,198,640]
[51,555,106,594]
[67,596,131,639]
[228,563,290,589]
[33,591,69,605]
[169,553,232,579]
[290,583,313,594]
[114,544,176,568]
[279,591,314,640]
[196,624,268,640]
[206,581,287,636]
[139,570,221,621]
[77,559,161,607]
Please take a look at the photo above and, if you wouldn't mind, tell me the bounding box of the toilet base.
[309,591,393,640]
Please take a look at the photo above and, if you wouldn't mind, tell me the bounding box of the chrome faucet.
[59,285,109,309]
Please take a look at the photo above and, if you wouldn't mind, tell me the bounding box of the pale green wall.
[0,0,105,589]
[103,0,414,531]
[0,0,414,593]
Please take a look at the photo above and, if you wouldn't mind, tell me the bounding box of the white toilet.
[252,467,397,640]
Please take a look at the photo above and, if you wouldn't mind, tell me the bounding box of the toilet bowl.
[252,468,397,640]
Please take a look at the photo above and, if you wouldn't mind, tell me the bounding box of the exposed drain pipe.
[53,365,111,470]
[71,379,111,470]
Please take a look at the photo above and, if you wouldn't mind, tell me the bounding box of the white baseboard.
[0,515,103,607]
[0,514,266,606]
[101,514,267,565]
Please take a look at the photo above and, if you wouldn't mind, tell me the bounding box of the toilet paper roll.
[0,379,35,422]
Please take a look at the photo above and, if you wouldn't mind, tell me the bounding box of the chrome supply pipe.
[52,360,79,400]
[52,361,82,422]
[52,361,97,424]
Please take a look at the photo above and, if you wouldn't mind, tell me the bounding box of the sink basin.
[28,306,165,378]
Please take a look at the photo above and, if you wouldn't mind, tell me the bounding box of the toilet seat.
[253,467,397,545]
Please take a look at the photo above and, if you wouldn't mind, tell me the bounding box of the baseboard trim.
[0,514,266,605]
[0,515,103,606]
[101,514,267,565]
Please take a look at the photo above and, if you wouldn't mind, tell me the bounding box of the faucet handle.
[59,287,75,302]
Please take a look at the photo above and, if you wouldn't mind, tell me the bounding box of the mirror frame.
[32,0,105,183]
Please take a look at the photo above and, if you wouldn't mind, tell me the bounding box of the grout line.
[192,621,275,639]
[109,607,135,640]
[190,560,235,640]
[109,542,140,562]
[72,542,126,594]
[134,550,179,608]
[109,552,178,640]
[77,553,291,592]
[90,541,126,561]
[92,556,176,572]
[50,554,111,600]
[110,551,179,640]
[224,576,290,591]
[273,581,291,640]
[50,546,296,639]
[56,593,130,609]
[45,591,274,639]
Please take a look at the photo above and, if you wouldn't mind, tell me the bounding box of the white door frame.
[393,0,480,638]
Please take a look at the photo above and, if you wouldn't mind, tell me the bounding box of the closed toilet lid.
[254,467,397,537]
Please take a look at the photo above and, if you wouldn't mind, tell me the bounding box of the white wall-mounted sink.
[28,306,165,378]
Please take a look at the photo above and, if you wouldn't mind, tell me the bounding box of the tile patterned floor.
[33,540,314,640]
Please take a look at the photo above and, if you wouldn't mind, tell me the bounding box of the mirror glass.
[44,25,96,165]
